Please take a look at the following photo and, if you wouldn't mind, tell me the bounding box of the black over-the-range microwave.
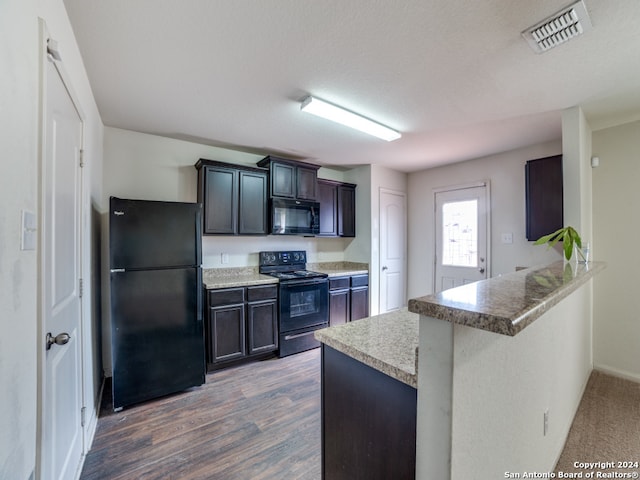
[270,198,320,235]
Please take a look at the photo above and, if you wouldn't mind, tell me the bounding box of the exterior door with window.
[434,184,489,293]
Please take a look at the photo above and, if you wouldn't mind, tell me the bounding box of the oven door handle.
[284,331,318,341]
[281,278,327,287]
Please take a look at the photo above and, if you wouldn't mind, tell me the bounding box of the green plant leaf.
[569,226,582,249]
[563,231,573,260]
[535,226,583,261]
[534,229,562,245]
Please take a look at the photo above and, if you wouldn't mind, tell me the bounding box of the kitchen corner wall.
[407,140,564,299]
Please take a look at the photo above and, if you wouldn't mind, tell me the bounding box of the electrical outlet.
[501,232,513,244]
[221,253,229,264]
[543,409,549,436]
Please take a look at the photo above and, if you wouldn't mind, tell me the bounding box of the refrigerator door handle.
[196,270,203,323]
[195,206,203,266]
[110,268,125,273]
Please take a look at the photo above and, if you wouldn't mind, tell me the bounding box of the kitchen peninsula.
[315,260,605,480]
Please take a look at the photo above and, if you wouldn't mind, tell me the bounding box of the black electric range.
[259,251,329,357]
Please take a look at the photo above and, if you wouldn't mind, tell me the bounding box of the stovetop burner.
[266,270,327,281]
[259,250,328,281]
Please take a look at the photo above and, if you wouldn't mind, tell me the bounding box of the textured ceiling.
[63,0,640,172]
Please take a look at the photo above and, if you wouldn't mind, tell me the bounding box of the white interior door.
[40,47,84,480]
[434,184,489,293]
[379,189,407,313]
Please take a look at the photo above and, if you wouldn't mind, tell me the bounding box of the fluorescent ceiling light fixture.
[300,96,401,142]
[522,0,592,53]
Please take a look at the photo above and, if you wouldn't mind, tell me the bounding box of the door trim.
[433,181,491,290]
[37,19,88,480]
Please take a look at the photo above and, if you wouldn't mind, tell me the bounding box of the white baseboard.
[74,376,105,480]
[594,364,640,384]
[84,376,105,453]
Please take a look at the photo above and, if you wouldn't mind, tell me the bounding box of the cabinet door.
[271,162,296,198]
[338,185,356,237]
[317,180,338,237]
[350,287,369,321]
[247,300,278,355]
[208,304,246,363]
[203,166,238,234]
[329,289,350,326]
[525,155,563,240]
[238,170,268,235]
[297,166,318,200]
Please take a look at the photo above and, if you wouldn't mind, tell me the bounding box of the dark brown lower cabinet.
[328,274,369,326]
[321,345,417,480]
[210,302,246,363]
[350,274,369,322]
[205,285,278,371]
[247,299,278,355]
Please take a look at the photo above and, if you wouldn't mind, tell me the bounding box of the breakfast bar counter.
[314,260,606,480]
[408,260,606,336]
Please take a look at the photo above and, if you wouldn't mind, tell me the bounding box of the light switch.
[21,210,37,251]
[221,252,229,264]
[501,233,513,244]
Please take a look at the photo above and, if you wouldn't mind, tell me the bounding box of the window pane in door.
[442,200,478,267]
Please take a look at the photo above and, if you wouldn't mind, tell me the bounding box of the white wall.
[0,2,39,478]
[449,283,592,479]
[0,0,104,478]
[407,140,563,299]
[592,120,640,381]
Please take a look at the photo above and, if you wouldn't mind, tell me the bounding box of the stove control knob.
[270,254,276,263]
[294,253,300,261]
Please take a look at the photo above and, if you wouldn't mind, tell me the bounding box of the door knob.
[382,266,388,271]
[479,267,485,274]
[46,332,70,351]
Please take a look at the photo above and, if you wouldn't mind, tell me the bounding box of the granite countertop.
[408,260,606,336]
[202,267,278,289]
[307,261,369,277]
[203,262,369,289]
[314,309,419,388]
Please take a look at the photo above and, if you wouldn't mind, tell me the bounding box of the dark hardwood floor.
[80,349,321,480]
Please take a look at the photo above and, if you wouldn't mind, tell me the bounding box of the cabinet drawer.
[208,287,245,307]
[247,284,278,302]
[329,277,350,290]
[351,274,369,288]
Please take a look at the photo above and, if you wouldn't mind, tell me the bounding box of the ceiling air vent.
[522,0,592,53]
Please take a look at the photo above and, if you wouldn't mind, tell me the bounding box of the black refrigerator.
[109,197,205,410]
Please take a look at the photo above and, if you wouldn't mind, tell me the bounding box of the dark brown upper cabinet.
[317,179,357,237]
[195,158,268,236]
[257,155,319,200]
[525,154,563,241]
